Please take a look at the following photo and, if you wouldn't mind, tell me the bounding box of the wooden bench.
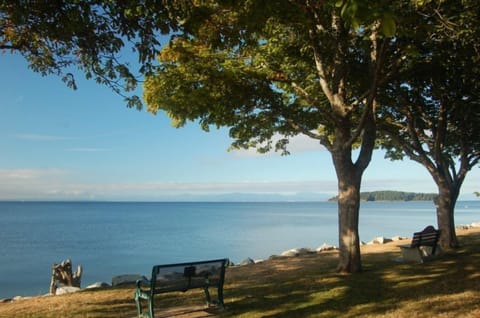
[399,225,441,263]
[134,258,228,318]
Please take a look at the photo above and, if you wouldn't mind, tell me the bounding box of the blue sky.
[1,53,479,201]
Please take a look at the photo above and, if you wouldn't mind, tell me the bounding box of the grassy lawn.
[1,228,479,318]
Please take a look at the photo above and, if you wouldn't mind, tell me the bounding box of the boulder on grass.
[56,286,81,295]
[316,243,337,252]
[112,274,146,287]
[367,237,392,245]
[86,282,111,289]
[239,258,255,266]
[281,247,315,257]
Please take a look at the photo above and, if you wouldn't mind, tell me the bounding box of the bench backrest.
[410,225,440,250]
[150,258,228,294]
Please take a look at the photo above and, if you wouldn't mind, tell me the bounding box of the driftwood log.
[49,259,83,295]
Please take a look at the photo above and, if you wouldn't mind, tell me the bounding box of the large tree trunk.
[336,174,362,273]
[332,148,363,273]
[435,180,460,249]
[328,106,376,273]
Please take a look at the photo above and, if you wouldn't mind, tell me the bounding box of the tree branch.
[290,81,336,123]
[348,21,383,150]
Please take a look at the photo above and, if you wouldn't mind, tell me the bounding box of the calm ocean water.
[0,200,479,299]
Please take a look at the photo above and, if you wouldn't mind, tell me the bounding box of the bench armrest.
[136,278,150,289]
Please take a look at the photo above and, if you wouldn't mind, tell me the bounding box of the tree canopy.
[144,1,396,154]
[378,0,480,248]
[0,1,180,108]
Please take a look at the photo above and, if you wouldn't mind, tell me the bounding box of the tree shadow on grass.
[223,232,480,318]
[71,231,479,318]
[71,287,137,318]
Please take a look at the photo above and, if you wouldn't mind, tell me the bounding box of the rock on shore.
[55,286,81,295]
[112,274,146,287]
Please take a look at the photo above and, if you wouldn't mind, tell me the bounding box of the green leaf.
[381,14,396,37]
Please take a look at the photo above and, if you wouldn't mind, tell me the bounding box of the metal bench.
[399,225,440,263]
[134,258,228,318]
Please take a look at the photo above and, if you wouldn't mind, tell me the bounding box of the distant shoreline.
[0,200,451,204]
[328,190,438,202]
[3,199,480,204]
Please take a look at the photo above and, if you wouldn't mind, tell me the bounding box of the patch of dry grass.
[1,227,479,318]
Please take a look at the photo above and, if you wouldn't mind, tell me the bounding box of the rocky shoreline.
[2,221,479,303]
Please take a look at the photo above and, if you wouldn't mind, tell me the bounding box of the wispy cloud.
[0,168,478,201]
[12,133,77,141]
[137,180,338,194]
[0,169,71,199]
[0,169,336,200]
[11,134,112,152]
[66,148,111,152]
[0,169,68,180]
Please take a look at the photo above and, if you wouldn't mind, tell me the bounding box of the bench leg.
[148,296,154,318]
[134,292,154,318]
[400,246,423,263]
[419,245,436,258]
[203,285,225,308]
[204,285,212,305]
[419,245,442,261]
[134,292,143,318]
[217,285,225,308]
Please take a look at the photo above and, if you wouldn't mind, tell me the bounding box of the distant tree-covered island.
[328,191,438,202]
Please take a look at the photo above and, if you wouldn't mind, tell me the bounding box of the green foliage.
[143,0,401,155]
[378,0,480,176]
[0,1,179,109]
[336,0,397,36]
